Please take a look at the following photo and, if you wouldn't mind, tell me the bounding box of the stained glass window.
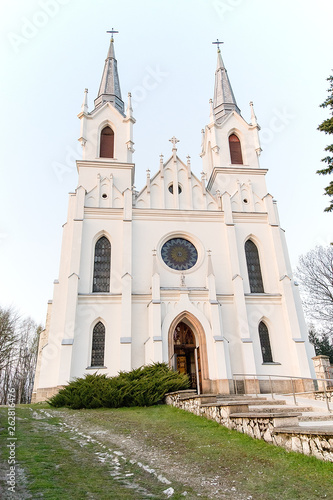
[91,321,105,367]
[259,321,273,363]
[245,239,264,293]
[161,238,198,271]
[93,236,111,292]
[173,322,195,345]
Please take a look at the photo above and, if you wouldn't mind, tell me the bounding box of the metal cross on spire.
[107,28,119,41]
[212,39,224,52]
[169,136,180,148]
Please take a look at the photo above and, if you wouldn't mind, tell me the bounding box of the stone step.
[195,394,269,404]
[216,396,267,402]
[248,405,314,413]
[236,399,287,406]
[230,412,302,419]
[274,425,333,436]
[201,401,253,408]
[299,412,333,422]
[214,399,285,407]
[299,421,333,428]
[166,389,197,396]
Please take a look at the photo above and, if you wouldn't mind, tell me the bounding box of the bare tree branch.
[0,306,42,404]
[0,306,19,370]
[296,245,333,333]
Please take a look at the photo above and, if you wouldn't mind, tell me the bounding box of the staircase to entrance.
[165,389,333,461]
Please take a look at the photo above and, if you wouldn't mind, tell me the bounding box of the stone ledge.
[201,401,251,407]
[230,412,302,418]
[165,389,197,396]
[247,405,313,413]
[273,426,333,436]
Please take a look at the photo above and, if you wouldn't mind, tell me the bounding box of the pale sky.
[1,0,332,324]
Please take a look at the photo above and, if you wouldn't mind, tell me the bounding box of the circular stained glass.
[161,238,198,271]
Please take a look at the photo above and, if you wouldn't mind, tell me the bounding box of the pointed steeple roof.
[213,47,240,121]
[94,36,124,114]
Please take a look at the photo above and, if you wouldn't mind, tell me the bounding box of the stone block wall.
[273,430,333,461]
[314,391,333,403]
[31,386,64,403]
[165,392,333,462]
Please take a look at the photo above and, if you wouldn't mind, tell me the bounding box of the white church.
[33,36,316,401]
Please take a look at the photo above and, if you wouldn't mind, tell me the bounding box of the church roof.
[94,37,125,115]
[213,48,240,121]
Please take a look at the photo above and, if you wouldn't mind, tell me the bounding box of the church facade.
[33,37,315,401]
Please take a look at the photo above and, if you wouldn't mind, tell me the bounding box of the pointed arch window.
[245,239,264,293]
[100,126,114,158]
[91,321,105,367]
[229,134,243,164]
[258,322,273,363]
[93,236,111,292]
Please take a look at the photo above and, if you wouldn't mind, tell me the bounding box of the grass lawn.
[0,403,332,499]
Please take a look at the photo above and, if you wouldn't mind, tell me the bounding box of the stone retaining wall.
[273,429,333,461]
[31,385,64,403]
[314,391,333,403]
[165,392,333,462]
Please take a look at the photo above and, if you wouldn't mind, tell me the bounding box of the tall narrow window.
[91,321,105,367]
[245,239,264,293]
[229,134,243,164]
[100,126,114,158]
[259,322,273,363]
[93,236,111,292]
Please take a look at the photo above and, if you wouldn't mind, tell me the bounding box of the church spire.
[212,41,240,121]
[94,31,124,115]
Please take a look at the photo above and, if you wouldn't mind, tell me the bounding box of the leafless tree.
[296,245,333,336]
[0,307,42,404]
[0,306,19,370]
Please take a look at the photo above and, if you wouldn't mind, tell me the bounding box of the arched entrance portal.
[172,321,202,391]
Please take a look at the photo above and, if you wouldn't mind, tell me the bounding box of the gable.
[135,155,218,211]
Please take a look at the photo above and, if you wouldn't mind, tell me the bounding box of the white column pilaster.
[120,188,133,371]
[206,251,231,380]
[59,190,85,384]
[146,251,162,363]
[223,192,256,375]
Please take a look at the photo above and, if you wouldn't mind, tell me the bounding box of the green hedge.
[48,362,190,409]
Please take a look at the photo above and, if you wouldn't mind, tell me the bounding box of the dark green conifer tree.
[317,73,333,212]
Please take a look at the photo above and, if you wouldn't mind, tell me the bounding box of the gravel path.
[45,408,251,500]
[0,407,252,499]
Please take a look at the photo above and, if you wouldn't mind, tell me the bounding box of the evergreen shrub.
[48,362,190,409]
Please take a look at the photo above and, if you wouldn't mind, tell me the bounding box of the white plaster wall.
[131,216,234,293]
[80,103,132,164]
[70,300,122,380]
[78,217,124,295]
[78,162,133,196]
[36,99,315,391]
[202,111,261,176]
[235,222,281,294]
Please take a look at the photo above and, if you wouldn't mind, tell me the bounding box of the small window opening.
[168,183,182,194]
[100,126,114,158]
[91,321,105,367]
[245,239,264,293]
[229,134,243,164]
[102,193,108,199]
[259,321,273,363]
[93,236,111,293]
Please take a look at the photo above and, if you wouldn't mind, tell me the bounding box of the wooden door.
[176,355,187,374]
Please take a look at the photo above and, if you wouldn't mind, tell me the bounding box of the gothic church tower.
[33,38,315,401]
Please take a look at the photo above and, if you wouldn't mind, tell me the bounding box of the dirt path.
[33,408,250,499]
